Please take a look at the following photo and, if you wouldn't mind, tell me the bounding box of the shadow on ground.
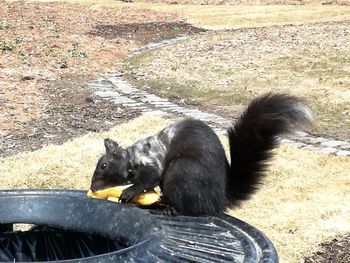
[89,21,206,44]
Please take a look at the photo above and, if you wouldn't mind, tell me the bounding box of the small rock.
[86,97,94,103]
[318,147,337,155]
[21,76,35,81]
[294,131,309,137]
[340,144,350,150]
[320,140,348,148]
[307,137,328,144]
[335,150,350,157]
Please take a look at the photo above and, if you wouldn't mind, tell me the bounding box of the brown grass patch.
[139,0,350,5]
[0,115,172,189]
[28,0,350,30]
[125,21,350,140]
[228,144,350,263]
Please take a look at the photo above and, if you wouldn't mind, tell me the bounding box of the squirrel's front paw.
[119,188,137,203]
[163,204,179,216]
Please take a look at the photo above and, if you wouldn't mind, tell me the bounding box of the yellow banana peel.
[87,185,161,206]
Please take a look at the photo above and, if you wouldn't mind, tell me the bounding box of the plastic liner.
[0,226,124,262]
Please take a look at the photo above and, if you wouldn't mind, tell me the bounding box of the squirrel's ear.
[104,138,119,154]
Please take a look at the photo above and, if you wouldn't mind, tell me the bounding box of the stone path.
[86,35,350,157]
[86,72,350,157]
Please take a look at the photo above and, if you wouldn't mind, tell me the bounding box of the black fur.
[91,93,313,216]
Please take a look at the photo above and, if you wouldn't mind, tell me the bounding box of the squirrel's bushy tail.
[226,93,314,206]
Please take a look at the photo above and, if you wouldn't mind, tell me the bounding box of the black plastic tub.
[0,189,278,262]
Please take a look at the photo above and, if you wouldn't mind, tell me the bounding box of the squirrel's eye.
[127,170,134,179]
[101,163,107,170]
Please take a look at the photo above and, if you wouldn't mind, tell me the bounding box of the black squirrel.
[90,93,313,216]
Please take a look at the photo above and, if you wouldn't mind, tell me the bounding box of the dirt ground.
[0,1,201,157]
[0,1,349,262]
[0,76,141,157]
[304,234,350,263]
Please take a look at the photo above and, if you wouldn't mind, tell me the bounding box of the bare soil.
[0,76,140,157]
[0,1,201,157]
[304,234,350,263]
[0,1,349,262]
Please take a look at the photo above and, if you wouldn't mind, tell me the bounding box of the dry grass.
[158,4,350,30]
[1,115,349,263]
[140,0,350,5]
[0,115,172,190]
[228,144,350,263]
[29,0,350,30]
[125,22,350,139]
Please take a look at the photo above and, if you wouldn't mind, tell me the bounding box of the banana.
[87,184,130,199]
[87,185,161,206]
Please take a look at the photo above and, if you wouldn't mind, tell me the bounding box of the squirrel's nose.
[90,179,102,192]
[90,184,97,192]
